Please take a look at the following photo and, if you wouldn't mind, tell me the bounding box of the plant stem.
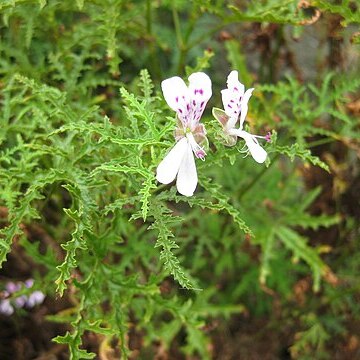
[146,0,161,79]
[187,22,224,49]
[172,6,184,50]
[307,137,335,148]
[172,5,187,73]
[238,153,279,200]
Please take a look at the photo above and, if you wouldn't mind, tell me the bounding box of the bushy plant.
[0,0,359,359]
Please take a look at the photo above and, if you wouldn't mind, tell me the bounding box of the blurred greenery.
[0,0,359,359]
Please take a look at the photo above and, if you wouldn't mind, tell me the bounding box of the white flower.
[213,70,268,164]
[156,72,212,196]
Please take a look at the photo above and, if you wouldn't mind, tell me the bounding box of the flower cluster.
[156,70,271,196]
[0,279,45,316]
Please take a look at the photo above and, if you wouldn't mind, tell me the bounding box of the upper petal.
[187,72,212,128]
[221,71,245,126]
[226,70,245,97]
[176,142,198,196]
[239,88,254,130]
[221,88,240,127]
[161,76,190,126]
[156,137,188,184]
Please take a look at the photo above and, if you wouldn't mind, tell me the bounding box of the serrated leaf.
[276,226,327,291]
[275,143,330,172]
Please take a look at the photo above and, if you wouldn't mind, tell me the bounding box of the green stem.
[238,153,279,201]
[183,5,196,44]
[268,25,283,82]
[146,0,161,79]
[172,6,187,73]
[172,6,183,49]
[307,137,335,148]
[187,22,224,49]
[146,0,152,35]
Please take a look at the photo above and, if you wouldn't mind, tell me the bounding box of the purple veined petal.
[239,88,254,130]
[0,299,14,316]
[221,70,247,127]
[221,88,241,125]
[226,70,245,97]
[176,142,198,197]
[156,137,188,185]
[235,130,267,163]
[26,291,45,307]
[161,76,190,127]
[187,72,212,128]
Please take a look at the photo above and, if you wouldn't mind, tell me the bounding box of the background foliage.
[0,0,359,359]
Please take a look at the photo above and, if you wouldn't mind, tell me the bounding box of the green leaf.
[148,203,199,290]
[120,87,159,138]
[185,49,214,76]
[275,143,330,172]
[139,68,154,100]
[276,226,327,291]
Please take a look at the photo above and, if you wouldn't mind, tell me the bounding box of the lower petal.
[232,130,267,163]
[176,143,198,196]
[243,132,267,163]
[156,137,188,184]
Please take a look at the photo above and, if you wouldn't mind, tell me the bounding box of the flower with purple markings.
[213,70,269,163]
[156,72,212,196]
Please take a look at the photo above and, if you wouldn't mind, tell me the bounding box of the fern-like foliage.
[0,1,358,359]
[147,203,198,290]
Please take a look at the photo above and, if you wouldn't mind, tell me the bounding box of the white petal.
[227,70,245,97]
[221,71,247,127]
[221,88,240,127]
[239,88,254,130]
[176,142,198,196]
[156,137,188,184]
[239,130,267,163]
[187,72,212,128]
[161,76,190,126]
